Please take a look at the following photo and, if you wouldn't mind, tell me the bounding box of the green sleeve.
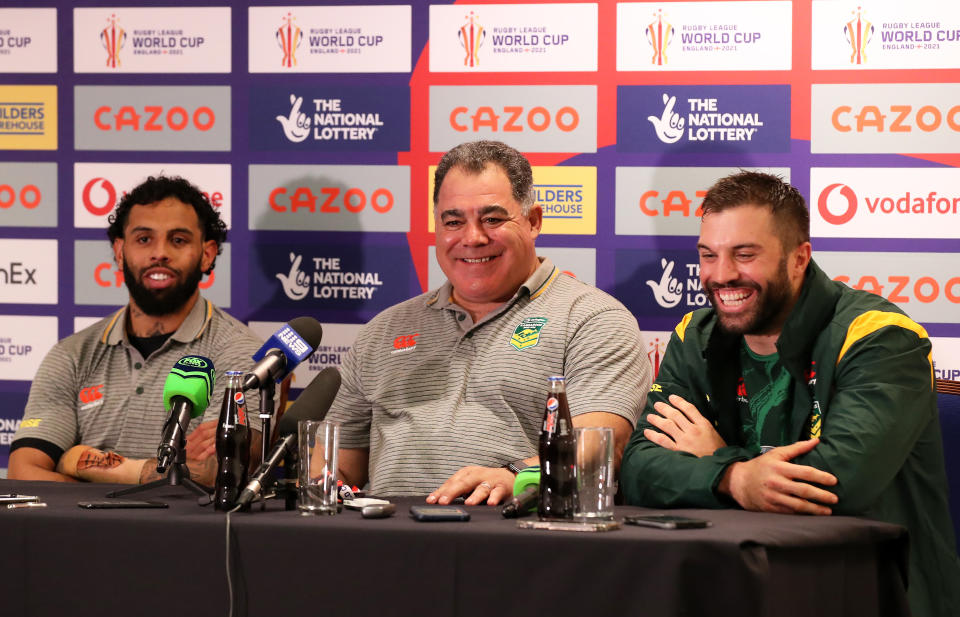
[620,329,752,508]
[793,325,936,514]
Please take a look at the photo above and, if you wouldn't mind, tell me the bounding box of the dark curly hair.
[106,175,227,274]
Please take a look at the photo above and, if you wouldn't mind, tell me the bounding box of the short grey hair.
[433,140,535,215]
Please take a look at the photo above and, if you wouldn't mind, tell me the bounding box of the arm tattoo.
[77,448,125,471]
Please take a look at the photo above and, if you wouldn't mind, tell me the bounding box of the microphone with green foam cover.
[157,355,216,473]
[501,465,540,518]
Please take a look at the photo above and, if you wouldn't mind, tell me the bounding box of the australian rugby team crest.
[510,317,548,351]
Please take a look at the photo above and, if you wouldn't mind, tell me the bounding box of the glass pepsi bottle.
[214,371,250,510]
[538,375,577,519]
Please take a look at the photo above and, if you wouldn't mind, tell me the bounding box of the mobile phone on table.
[624,514,711,529]
[78,500,168,509]
[409,505,470,522]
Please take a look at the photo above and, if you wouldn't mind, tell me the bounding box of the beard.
[123,258,204,317]
[706,257,794,337]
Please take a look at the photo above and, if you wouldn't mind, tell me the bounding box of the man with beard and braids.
[620,170,960,617]
[9,175,266,486]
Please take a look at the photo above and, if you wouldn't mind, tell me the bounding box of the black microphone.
[157,356,216,473]
[501,465,540,518]
[242,317,323,391]
[502,485,538,518]
[234,367,341,508]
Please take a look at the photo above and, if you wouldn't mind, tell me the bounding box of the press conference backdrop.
[1,1,959,472]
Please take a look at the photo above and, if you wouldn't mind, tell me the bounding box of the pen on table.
[7,502,47,509]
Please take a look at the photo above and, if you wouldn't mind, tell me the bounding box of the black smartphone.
[409,505,470,522]
[624,514,712,529]
[78,500,169,509]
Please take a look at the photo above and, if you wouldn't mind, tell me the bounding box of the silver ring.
[479,481,492,490]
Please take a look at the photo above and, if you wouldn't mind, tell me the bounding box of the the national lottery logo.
[100,14,126,69]
[276,95,311,143]
[645,9,674,66]
[646,258,707,310]
[276,13,302,68]
[647,91,764,145]
[458,11,485,67]
[277,253,311,300]
[275,93,384,144]
[646,258,683,309]
[842,7,874,65]
[276,252,383,301]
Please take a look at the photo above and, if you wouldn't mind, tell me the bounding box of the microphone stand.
[257,379,276,468]
[106,429,211,499]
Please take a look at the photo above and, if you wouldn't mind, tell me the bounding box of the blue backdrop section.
[617,85,791,153]
[248,84,411,152]
[248,238,418,318]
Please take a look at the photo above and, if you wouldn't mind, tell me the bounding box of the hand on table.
[720,438,839,516]
[427,466,516,506]
[644,394,726,457]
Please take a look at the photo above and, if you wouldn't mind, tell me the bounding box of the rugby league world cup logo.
[276,13,302,68]
[844,6,874,65]
[645,9,674,66]
[458,11,485,67]
[100,14,126,69]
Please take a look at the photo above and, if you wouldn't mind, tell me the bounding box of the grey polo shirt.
[327,258,651,496]
[13,296,265,463]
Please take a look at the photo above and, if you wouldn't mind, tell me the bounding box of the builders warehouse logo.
[0,85,57,150]
[811,167,960,238]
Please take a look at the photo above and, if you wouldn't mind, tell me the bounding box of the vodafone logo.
[82,177,118,216]
[80,174,225,218]
[817,183,857,225]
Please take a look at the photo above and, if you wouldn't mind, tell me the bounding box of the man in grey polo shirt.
[10,175,263,485]
[328,140,651,503]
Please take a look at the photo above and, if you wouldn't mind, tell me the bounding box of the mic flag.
[244,317,323,391]
[157,355,216,473]
[163,355,216,416]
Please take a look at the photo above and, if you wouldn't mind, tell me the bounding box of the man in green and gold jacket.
[621,170,960,617]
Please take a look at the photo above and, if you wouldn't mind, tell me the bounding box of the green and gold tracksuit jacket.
[622,259,960,617]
